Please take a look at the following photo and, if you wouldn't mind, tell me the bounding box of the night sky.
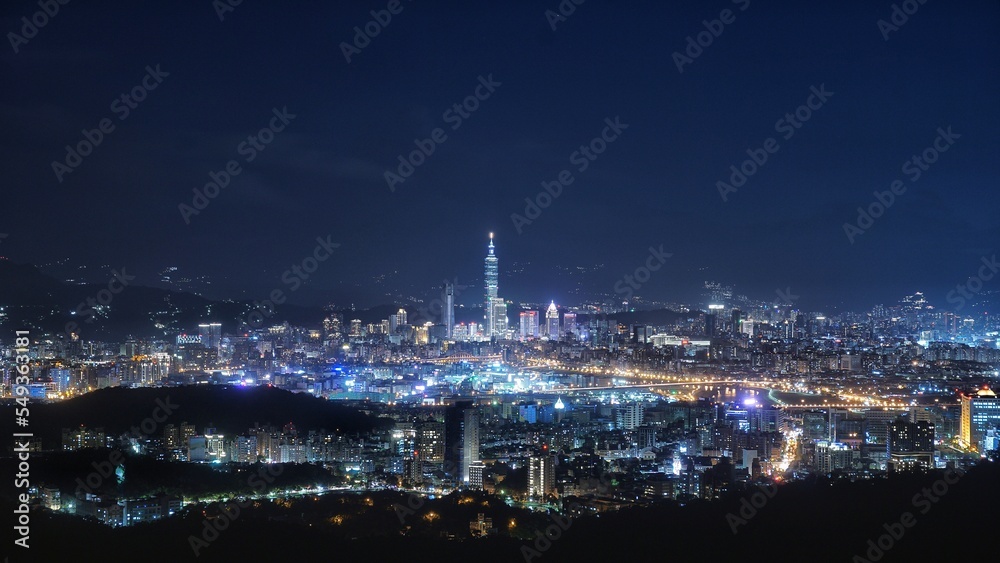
[1,0,997,311]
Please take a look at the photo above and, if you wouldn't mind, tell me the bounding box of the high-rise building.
[801,411,827,441]
[616,402,645,430]
[323,314,343,338]
[50,368,72,393]
[887,420,934,472]
[62,426,106,450]
[443,283,455,339]
[419,421,445,463]
[393,423,418,459]
[960,388,1000,451]
[349,319,362,337]
[484,233,499,338]
[390,308,407,334]
[637,426,657,449]
[468,461,486,490]
[520,310,539,340]
[445,401,480,483]
[198,323,222,352]
[462,408,481,483]
[490,298,508,339]
[562,312,577,339]
[528,454,555,499]
[545,301,559,340]
[163,424,179,449]
[704,312,717,338]
[204,429,226,462]
[861,409,907,460]
[235,435,258,463]
[815,441,855,474]
[632,325,653,344]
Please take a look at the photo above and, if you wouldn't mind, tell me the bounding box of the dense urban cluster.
[3,236,998,535]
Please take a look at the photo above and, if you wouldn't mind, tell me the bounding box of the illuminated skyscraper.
[419,421,445,463]
[483,233,506,339]
[390,308,407,334]
[562,311,577,339]
[815,441,855,474]
[616,402,645,430]
[545,301,559,340]
[490,299,508,339]
[520,310,539,340]
[443,283,455,339]
[462,408,481,483]
[198,323,222,352]
[485,233,498,300]
[528,454,555,498]
[961,388,1000,451]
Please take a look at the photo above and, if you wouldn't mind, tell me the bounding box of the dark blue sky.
[1,0,997,311]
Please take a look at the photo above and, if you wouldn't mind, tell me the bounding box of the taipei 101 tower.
[484,233,506,339]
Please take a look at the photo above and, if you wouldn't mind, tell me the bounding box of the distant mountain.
[589,308,690,326]
[0,260,689,340]
[1,385,386,446]
[0,260,76,305]
[0,261,388,339]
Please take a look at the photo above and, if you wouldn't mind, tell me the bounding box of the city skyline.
[1,1,998,560]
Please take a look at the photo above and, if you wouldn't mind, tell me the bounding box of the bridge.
[545,380,955,410]
[777,402,958,410]
[547,380,765,392]
[425,354,503,364]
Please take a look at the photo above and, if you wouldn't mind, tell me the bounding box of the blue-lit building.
[961,388,1000,452]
